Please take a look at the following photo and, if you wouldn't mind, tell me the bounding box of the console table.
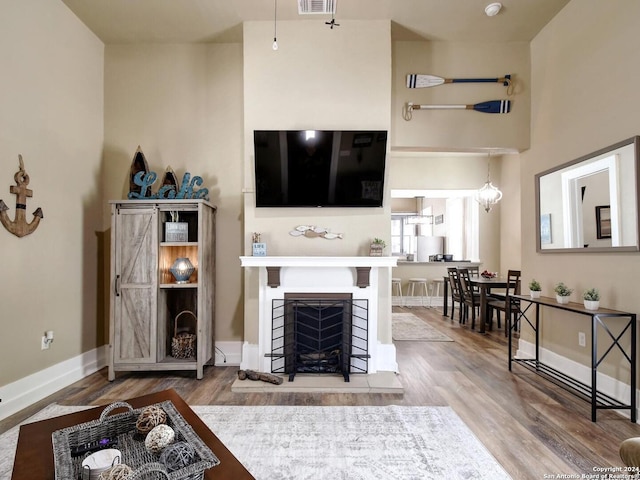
[509,295,636,422]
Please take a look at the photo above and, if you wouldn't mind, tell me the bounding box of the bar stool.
[391,278,403,306]
[407,277,429,307]
[430,278,445,308]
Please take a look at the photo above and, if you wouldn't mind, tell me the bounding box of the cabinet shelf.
[160,283,198,289]
[161,241,198,247]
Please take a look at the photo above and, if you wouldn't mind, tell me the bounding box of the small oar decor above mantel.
[0,154,43,238]
[127,146,209,201]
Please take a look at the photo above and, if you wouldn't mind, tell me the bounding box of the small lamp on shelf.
[170,257,195,284]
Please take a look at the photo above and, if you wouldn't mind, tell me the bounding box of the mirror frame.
[535,136,640,253]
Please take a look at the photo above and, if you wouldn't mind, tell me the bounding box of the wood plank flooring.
[3,306,640,479]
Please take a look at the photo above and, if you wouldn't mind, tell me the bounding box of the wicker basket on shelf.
[171,310,197,359]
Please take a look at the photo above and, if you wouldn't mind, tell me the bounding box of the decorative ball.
[97,464,133,480]
[136,405,167,434]
[160,441,196,472]
[145,424,175,454]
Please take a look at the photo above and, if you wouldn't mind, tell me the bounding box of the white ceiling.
[61,0,571,44]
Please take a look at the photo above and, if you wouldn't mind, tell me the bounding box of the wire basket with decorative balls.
[171,310,197,359]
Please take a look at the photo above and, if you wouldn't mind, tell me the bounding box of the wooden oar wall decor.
[0,155,43,238]
[403,72,515,121]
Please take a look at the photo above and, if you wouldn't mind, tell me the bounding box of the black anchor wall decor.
[0,154,43,237]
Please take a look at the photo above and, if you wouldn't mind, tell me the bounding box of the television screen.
[253,130,387,207]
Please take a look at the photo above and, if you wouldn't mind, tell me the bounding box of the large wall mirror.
[536,136,640,253]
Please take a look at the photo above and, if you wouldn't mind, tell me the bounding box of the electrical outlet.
[41,335,50,350]
[578,332,586,347]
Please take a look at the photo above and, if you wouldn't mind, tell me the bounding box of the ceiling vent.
[298,0,336,15]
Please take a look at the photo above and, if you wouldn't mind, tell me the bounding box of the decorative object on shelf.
[289,225,343,239]
[165,211,188,242]
[554,282,573,304]
[127,147,209,201]
[252,232,267,256]
[0,154,44,237]
[369,238,386,256]
[406,73,511,90]
[476,153,503,212]
[583,288,600,310]
[169,257,195,284]
[129,146,149,197]
[171,310,197,359]
[529,279,542,298]
[403,99,511,121]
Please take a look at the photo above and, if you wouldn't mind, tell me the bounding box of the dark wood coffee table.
[11,388,255,479]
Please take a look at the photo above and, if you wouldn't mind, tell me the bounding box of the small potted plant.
[369,238,386,256]
[554,282,573,304]
[583,288,600,310]
[529,279,542,299]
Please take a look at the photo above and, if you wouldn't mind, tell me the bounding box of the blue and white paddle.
[403,100,511,121]
[406,74,512,89]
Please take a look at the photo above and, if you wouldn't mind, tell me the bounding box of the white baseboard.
[214,341,242,366]
[375,342,399,373]
[0,346,108,422]
[516,339,638,422]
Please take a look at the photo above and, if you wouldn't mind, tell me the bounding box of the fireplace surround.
[239,256,398,377]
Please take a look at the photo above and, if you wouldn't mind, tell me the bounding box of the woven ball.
[97,464,133,480]
[136,405,167,434]
[145,424,175,454]
[160,441,196,472]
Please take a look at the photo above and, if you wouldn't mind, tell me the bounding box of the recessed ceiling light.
[485,2,502,17]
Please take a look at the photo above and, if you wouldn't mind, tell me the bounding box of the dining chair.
[486,269,521,336]
[446,267,464,323]
[458,268,482,329]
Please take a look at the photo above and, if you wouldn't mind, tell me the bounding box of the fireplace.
[269,293,368,382]
[239,256,398,378]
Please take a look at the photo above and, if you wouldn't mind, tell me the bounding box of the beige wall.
[241,20,393,344]
[0,0,104,385]
[523,0,640,376]
[102,43,245,343]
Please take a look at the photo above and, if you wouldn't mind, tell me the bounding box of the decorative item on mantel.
[554,282,573,304]
[369,238,386,256]
[252,232,267,256]
[127,146,209,201]
[289,225,343,239]
[0,154,44,238]
[583,288,600,310]
[529,279,542,298]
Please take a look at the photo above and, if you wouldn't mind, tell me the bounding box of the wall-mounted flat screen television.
[253,130,388,207]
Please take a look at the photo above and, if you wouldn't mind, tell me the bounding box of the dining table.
[442,274,510,333]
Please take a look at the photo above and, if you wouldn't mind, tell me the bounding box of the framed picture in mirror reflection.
[540,213,552,244]
[596,205,611,239]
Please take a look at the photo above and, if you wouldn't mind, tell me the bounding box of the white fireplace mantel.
[240,256,398,268]
[239,256,398,375]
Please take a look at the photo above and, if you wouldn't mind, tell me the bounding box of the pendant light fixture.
[272,0,278,50]
[476,153,503,212]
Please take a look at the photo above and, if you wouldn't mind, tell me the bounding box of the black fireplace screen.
[270,296,369,382]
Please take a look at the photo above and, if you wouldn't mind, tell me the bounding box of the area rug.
[0,404,510,480]
[392,312,454,341]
